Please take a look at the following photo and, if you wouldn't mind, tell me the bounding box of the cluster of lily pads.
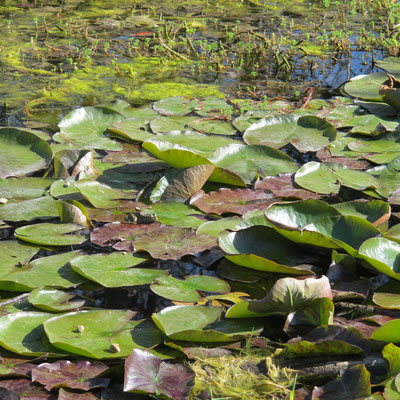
[1,59,400,399]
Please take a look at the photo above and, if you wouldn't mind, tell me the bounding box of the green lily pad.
[0,312,65,356]
[0,197,59,222]
[195,97,233,117]
[144,130,241,157]
[150,164,214,203]
[371,319,400,343]
[305,215,380,256]
[358,237,400,280]
[348,132,400,154]
[196,217,242,238]
[70,252,167,287]
[346,114,400,135]
[0,251,85,292]
[28,289,85,312]
[226,276,332,318]
[373,293,400,309]
[108,118,154,143]
[264,200,341,248]
[0,178,54,200]
[376,57,400,74]
[152,97,200,116]
[0,128,53,179]
[208,144,298,184]
[218,226,317,274]
[143,139,245,186]
[331,200,390,226]
[53,107,123,151]
[150,275,230,302]
[243,114,336,152]
[343,73,389,101]
[294,162,379,194]
[15,223,88,246]
[150,116,198,133]
[44,310,163,359]
[188,119,237,136]
[74,180,135,209]
[152,305,263,342]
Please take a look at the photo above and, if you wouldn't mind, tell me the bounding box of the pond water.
[1,0,396,127]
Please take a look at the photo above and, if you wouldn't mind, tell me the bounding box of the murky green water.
[0,0,397,126]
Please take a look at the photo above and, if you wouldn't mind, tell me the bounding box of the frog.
[124,207,158,224]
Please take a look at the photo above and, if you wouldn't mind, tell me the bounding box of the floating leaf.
[53,107,122,151]
[153,305,262,342]
[343,72,389,101]
[311,364,371,399]
[305,215,380,256]
[150,275,230,302]
[358,237,400,280]
[281,325,369,358]
[255,173,319,200]
[218,226,317,274]
[15,223,88,246]
[70,252,167,287]
[32,360,109,391]
[208,144,298,184]
[150,164,214,203]
[190,188,275,215]
[0,177,54,200]
[143,139,245,186]
[0,312,65,356]
[226,276,332,318]
[150,116,197,133]
[0,128,53,179]
[243,114,336,152]
[196,217,242,238]
[0,197,58,222]
[195,97,233,117]
[28,289,85,312]
[373,293,400,309]
[153,97,200,116]
[108,118,154,143]
[44,310,163,359]
[124,349,195,399]
[0,251,85,292]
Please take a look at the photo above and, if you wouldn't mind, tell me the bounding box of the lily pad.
[0,196,59,222]
[53,107,122,151]
[152,97,200,116]
[371,319,400,343]
[226,276,332,318]
[150,116,196,133]
[188,119,237,136]
[0,177,54,200]
[32,360,109,391]
[0,312,65,356]
[0,251,86,292]
[196,217,242,238]
[28,289,85,312]
[304,215,380,256]
[70,252,167,287]
[343,73,389,101]
[108,118,154,143]
[150,275,230,302]
[358,237,400,280]
[150,164,214,203]
[218,226,317,274]
[255,173,319,200]
[208,144,298,184]
[143,139,245,186]
[44,310,163,359]
[190,188,275,215]
[243,114,336,152]
[15,223,88,246]
[0,128,53,179]
[124,349,194,399]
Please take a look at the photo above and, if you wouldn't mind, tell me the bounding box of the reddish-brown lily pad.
[91,223,217,260]
[58,388,99,400]
[31,360,110,391]
[0,379,52,399]
[124,349,195,399]
[190,189,276,215]
[254,173,319,200]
